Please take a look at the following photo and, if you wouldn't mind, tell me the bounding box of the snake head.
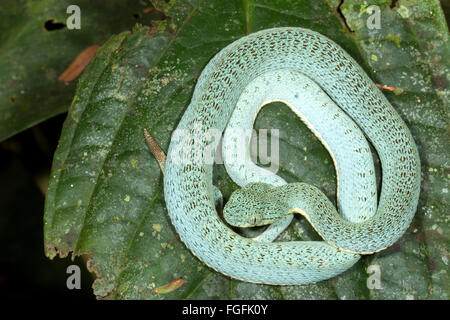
[223,182,286,228]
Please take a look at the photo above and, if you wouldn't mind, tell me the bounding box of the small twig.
[58,45,100,82]
[375,83,395,91]
[143,128,166,173]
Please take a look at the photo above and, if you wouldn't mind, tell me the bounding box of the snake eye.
[248,215,257,226]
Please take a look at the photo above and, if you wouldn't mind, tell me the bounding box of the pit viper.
[162,27,421,285]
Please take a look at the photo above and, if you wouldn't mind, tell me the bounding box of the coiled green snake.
[162,27,421,285]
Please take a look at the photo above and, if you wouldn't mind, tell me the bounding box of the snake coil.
[163,27,420,285]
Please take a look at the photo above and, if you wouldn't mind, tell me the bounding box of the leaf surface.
[44,0,449,299]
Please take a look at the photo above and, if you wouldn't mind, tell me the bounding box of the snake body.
[221,68,378,243]
[163,27,421,285]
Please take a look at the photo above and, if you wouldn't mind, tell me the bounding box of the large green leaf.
[0,0,164,142]
[44,0,449,299]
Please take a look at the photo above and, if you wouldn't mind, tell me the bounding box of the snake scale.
[163,27,421,285]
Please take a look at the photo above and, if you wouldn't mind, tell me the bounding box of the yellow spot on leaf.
[393,87,404,95]
[124,195,130,202]
[387,34,401,48]
[131,158,139,168]
[152,224,162,232]
[397,5,410,19]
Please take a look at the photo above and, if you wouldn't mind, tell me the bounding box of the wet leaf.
[44,0,449,299]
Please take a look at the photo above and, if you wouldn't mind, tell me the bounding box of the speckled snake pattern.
[163,27,421,285]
